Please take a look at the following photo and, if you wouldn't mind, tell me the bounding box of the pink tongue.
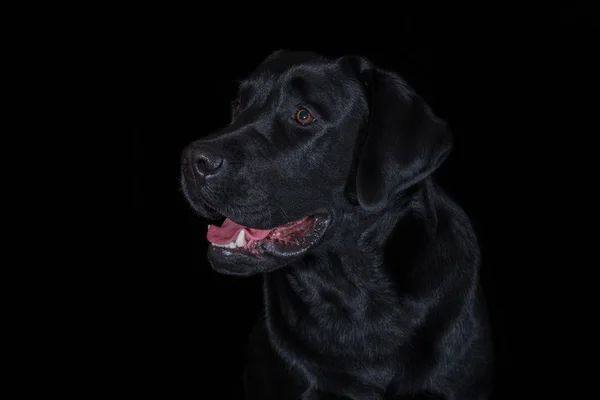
[207,218,272,244]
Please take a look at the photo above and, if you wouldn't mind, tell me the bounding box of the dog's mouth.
[206,212,330,257]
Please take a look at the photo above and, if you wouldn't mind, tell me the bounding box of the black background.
[129,9,588,398]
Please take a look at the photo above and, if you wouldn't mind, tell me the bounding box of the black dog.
[181,50,494,399]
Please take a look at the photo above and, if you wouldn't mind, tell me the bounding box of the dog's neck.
[264,179,440,328]
[261,180,446,387]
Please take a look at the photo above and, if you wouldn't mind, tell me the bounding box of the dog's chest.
[262,272,402,390]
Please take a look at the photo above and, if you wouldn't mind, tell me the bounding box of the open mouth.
[206,212,330,257]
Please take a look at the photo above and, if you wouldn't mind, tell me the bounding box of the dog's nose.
[191,145,223,178]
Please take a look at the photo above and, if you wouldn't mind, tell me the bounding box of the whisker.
[279,206,288,219]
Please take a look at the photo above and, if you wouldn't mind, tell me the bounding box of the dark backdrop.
[129,11,588,398]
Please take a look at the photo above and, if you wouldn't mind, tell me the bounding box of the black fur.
[181,50,494,399]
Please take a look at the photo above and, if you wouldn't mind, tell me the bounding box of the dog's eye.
[295,109,314,125]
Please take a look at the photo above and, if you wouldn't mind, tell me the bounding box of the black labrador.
[180,50,494,399]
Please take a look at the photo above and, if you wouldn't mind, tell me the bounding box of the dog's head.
[181,50,452,276]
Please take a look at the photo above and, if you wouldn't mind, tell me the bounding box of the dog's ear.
[339,55,453,212]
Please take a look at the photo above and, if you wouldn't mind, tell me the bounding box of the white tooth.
[228,242,236,248]
[235,229,247,247]
[208,224,212,229]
